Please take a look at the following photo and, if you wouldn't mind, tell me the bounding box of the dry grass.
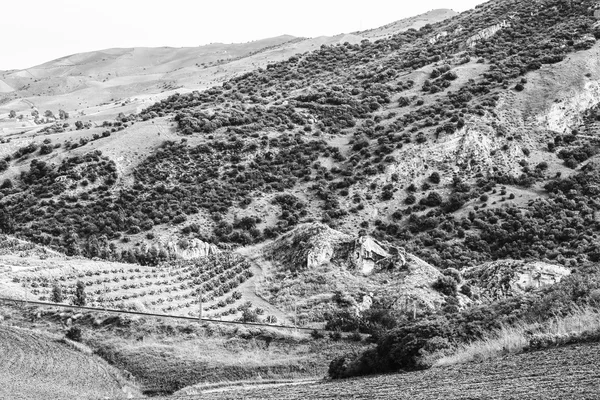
[0,325,138,399]
[431,306,600,367]
[85,317,364,395]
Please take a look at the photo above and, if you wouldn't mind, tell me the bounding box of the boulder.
[352,237,390,274]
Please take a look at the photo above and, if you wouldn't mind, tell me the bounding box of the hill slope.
[0,9,456,133]
[178,342,600,399]
[0,324,136,399]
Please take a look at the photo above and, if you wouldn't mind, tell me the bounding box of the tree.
[65,326,82,342]
[8,110,16,119]
[58,109,69,120]
[0,207,15,234]
[73,281,86,306]
[51,282,64,303]
[44,110,55,119]
[420,191,443,207]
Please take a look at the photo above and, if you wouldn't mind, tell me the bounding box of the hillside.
[0,9,454,137]
[0,301,365,396]
[176,342,600,399]
[356,9,459,40]
[0,324,136,399]
[1,0,600,272]
[3,0,600,398]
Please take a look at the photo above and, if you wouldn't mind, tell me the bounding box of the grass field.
[0,324,137,400]
[0,302,365,397]
[168,341,600,399]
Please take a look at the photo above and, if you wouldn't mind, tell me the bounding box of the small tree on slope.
[73,281,86,307]
[51,282,64,303]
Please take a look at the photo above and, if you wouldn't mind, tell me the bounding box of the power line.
[0,297,329,332]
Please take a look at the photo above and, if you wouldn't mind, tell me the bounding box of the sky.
[1,0,486,71]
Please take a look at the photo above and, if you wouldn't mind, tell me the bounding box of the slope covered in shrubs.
[2,0,600,263]
[328,265,600,379]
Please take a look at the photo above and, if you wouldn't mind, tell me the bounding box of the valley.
[2,0,600,398]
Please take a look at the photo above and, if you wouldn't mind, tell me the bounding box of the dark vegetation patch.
[329,265,600,379]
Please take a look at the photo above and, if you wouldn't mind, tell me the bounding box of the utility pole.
[413,300,417,320]
[294,300,298,331]
[198,284,203,323]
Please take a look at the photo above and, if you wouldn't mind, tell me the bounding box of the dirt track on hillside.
[175,342,600,399]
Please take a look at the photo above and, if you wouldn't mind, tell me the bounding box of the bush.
[311,329,325,339]
[65,326,83,342]
[329,318,452,379]
[73,281,86,307]
[241,308,259,323]
[51,282,64,303]
[432,276,458,296]
[420,192,442,207]
[404,194,416,205]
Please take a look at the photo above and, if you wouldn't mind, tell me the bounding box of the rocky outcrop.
[465,20,510,48]
[428,31,448,45]
[265,223,406,275]
[390,254,446,311]
[464,260,571,301]
[536,81,600,133]
[264,223,353,272]
[352,236,391,274]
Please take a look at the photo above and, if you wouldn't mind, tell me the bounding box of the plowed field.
[183,342,600,399]
[0,325,134,400]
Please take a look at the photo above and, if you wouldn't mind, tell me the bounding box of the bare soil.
[184,342,600,399]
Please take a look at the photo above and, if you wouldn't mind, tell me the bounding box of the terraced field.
[8,253,257,319]
[0,324,135,400]
[182,342,600,400]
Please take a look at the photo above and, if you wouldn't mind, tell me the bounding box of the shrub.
[65,326,83,342]
[311,329,325,339]
[241,308,259,323]
[420,192,442,207]
[51,282,64,303]
[329,318,452,379]
[432,276,458,296]
[404,194,416,205]
[73,281,87,306]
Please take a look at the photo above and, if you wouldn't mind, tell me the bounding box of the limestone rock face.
[265,223,406,275]
[306,241,335,269]
[464,260,571,301]
[265,223,353,272]
[352,237,391,274]
[393,255,445,311]
[537,80,600,134]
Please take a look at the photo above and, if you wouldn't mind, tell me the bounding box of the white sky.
[1,0,486,71]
